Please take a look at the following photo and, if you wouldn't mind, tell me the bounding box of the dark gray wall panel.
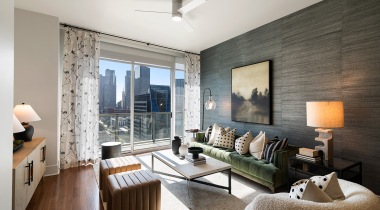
[341,0,380,192]
[200,0,380,194]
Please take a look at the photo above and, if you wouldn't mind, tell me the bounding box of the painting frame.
[231,60,272,125]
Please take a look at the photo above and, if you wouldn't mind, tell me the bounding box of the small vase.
[179,144,188,158]
[172,136,181,154]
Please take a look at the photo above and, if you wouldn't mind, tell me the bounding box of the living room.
[1,0,380,209]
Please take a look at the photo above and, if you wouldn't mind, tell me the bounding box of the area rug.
[93,153,271,210]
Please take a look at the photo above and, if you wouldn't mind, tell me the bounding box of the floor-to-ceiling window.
[98,42,184,154]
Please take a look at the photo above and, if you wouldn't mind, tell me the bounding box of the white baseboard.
[44,165,60,176]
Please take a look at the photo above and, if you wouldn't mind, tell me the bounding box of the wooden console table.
[13,137,46,210]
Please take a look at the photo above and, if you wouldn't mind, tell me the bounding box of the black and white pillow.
[289,179,332,202]
[235,131,254,155]
[263,137,288,163]
[310,172,345,200]
[204,125,213,142]
[213,128,236,149]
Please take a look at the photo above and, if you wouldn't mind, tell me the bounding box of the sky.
[100,59,184,102]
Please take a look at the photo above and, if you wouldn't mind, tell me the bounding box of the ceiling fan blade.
[178,0,207,14]
[134,10,171,14]
[182,17,194,32]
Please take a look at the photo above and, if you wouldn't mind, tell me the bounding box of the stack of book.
[185,155,206,166]
[296,148,321,163]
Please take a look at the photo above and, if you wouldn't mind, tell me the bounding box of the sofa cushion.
[310,172,345,200]
[207,123,220,145]
[208,124,231,145]
[230,152,280,183]
[263,137,288,163]
[204,125,213,142]
[213,128,236,149]
[235,131,254,155]
[249,131,269,159]
[289,179,333,202]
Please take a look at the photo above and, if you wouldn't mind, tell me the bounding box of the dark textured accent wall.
[200,0,380,194]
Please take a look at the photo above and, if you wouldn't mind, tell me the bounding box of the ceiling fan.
[135,0,207,32]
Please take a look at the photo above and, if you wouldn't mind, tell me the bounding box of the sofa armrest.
[273,145,299,186]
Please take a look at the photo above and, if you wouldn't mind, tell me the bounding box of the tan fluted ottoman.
[107,170,161,210]
[100,156,141,201]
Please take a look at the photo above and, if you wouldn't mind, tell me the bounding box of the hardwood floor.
[26,165,104,210]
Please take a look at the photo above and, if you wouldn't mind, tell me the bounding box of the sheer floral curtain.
[184,53,201,142]
[60,27,100,169]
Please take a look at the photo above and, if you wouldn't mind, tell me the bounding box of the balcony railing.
[99,112,181,152]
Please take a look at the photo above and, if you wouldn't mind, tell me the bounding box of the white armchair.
[245,179,380,210]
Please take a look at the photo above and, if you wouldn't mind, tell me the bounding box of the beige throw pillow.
[213,128,236,149]
[207,123,220,145]
[310,172,345,200]
[249,131,268,159]
[235,131,254,155]
[289,179,333,202]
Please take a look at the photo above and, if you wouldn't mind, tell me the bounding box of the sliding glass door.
[132,64,171,151]
[98,58,183,154]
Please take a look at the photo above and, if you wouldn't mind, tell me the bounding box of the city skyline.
[99,59,184,112]
[100,59,177,102]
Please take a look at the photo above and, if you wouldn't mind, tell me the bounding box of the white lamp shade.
[14,103,41,123]
[205,96,216,110]
[13,114,25,133]
[306,101,344,128]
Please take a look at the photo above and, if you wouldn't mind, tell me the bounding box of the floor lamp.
[202,88,216,130]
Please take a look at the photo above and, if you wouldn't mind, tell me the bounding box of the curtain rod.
[60,23,199,55]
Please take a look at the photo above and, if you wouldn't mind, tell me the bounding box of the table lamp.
[13,103,41,141]
[13,114,25,134]
[306,101,344,160]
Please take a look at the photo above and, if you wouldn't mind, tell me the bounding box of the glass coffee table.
[151,149,232,194]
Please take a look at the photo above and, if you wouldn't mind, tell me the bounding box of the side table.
[101,142,121,160]
[288,156,362,187]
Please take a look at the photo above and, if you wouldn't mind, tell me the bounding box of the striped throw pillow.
[263,137,288,163]
[204,125,213,142]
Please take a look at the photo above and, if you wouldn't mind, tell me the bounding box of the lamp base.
[314,128,333,161]
[13,123,34,142]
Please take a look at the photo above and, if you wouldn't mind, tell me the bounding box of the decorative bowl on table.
[188,147,203,159]
[13,139,24,153]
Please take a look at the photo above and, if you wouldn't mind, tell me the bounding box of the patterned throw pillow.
[204,125,213,142]
[235,131,254,155]
[213,128,236,149]
[207,123,220,145]
[263,137,288,163]
[249,131,269,159]
[310,172,345,200]
[289,179,333,202]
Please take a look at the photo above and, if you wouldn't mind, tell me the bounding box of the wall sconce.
[202,88,216,130]
[306,101,344,160]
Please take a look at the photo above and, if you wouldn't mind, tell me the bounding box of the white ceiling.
[15,0,322,54]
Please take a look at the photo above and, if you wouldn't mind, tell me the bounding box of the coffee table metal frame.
[151,150,232,194]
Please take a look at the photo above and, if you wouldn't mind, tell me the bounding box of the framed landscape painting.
[231,60,271,125]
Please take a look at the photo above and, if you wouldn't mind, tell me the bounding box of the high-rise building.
[124,70,131,110]
[134,66,150,95]
[175,79,184,136]
[99,69,116,113]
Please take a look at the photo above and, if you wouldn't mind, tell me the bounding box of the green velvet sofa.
[190,141,299,193]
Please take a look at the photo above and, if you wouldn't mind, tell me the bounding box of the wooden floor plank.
[26,165,104,210]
